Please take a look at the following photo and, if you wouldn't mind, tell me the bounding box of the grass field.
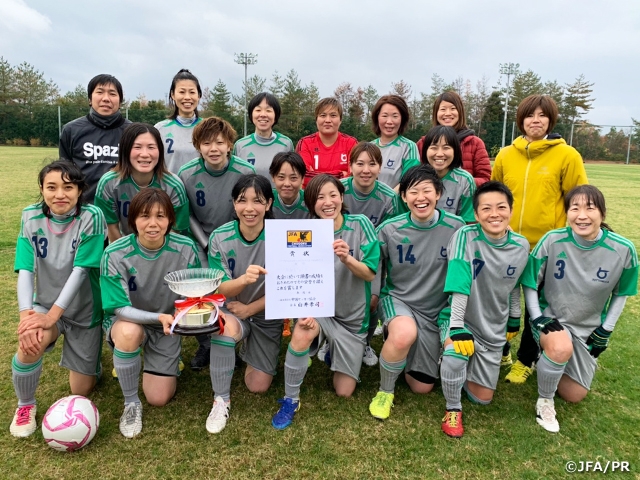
[0,146,638,480]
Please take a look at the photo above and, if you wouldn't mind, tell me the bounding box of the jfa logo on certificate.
[287,230,313,248]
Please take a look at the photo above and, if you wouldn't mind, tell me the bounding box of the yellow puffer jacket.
[492,135,588,249]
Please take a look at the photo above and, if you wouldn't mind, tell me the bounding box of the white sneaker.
[373,320,383,337]
[10,405,37,437]
[119,402,143,438]
[363,346,378,366]
[535,397,559,433]
[206,396,230,434]
[316,341,329,360]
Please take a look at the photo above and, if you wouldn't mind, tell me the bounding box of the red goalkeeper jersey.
[296,132,358,187]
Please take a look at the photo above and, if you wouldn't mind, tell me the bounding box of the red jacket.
[296,132,358,187]
[416,133,491,187]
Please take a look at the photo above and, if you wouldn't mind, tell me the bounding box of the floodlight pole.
[500,63,519,148]
[234,53,258,137]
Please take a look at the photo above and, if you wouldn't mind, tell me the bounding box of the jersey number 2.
[165,138,174,154]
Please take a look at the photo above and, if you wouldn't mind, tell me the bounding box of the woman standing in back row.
[155,69,203,174]
[491,94,588,383]
[417,91,491,187]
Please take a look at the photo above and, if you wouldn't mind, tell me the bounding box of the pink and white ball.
[42,395,99,452]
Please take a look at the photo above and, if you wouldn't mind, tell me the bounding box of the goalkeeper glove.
[530,315,564,335]
[506,317,520,342]
[449,328,474,356]
[586,325,611,358]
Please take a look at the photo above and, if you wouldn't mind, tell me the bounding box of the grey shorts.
[106,323,181,377]
[381,296,442,380]
[533,325,597,390]
[466,341,502,390]
[35,305,102,377]
[240,317,284,376]
[311,316,366,381]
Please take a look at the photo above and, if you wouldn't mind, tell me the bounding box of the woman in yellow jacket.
[491,94,588,383]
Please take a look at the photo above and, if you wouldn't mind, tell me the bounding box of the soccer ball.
[42,395,99,452]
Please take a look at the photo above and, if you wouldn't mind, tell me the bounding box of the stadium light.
[234,53,258,137]
[500,63,519,149]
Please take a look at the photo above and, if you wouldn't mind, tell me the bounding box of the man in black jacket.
[59,74,131,203]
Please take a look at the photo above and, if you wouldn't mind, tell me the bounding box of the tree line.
[0,56,638,162]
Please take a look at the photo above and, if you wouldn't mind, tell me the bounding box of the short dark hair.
[38,160,87,217]
[127,188,176,235]
[432,91,467,130]
[168,69,202,120]
[87,74,124,104]
[269,151,307,178]
[473,181,514,212]
[420,125,462,171]
[231,174,275,220]
[303,174,347,218]
[350,141,382,166]
[516,95,558,136]
[116,123,168,181]
[371,95,410,136]
[248,92,282,127]
[564,185,611,231]
[315,97,343,119]
[399,164,444,197]
[191,116,237,153]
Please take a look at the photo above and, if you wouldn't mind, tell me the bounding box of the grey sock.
[537,352,566,399]
[210,335,236,402]
[441,351,468,410]
[379,354,406,393]
[284,345,310,401]
[12,355,43,406]
[113,348,142,405]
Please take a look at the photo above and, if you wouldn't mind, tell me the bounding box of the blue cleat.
[272,397,300,430]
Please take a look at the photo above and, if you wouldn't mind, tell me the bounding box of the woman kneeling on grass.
[100,188,200,438]
[11,160,106,438]
[522,185,637,433]
[271,174,380,430]
[206,174,282,434]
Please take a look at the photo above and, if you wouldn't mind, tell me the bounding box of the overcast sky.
[2,0,639,127]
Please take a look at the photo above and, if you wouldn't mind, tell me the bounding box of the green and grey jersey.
[179,156,256,237]
[95,171,190,235]
[522,227,638,340]
[208,221,267,321]
[233,132,294,180]
[340,177,404,228]
[372,136,420,189]
[445,224,530,350]
[437,168,476,223]
[377,210,465,322]
[154,117,202,174]
[332,214,380,334]
[100,232,200,331]
[271,189,310,219]
[14,204,106,328]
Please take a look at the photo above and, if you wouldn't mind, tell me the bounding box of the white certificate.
[264,219,335,320]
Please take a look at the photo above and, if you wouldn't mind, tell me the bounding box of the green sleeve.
[444,258,471,295]
[401,157,420,178]
[521,254,546,290]
[74,233,105,268]
[94,182,119,225]
[359,220,380,272]
[615,266,639,297]
[14,236,35,273]
[100,273,131,315]
[174,201,190,232]
[458,195,475,223]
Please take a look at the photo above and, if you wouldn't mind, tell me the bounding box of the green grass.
[0,147,638,479]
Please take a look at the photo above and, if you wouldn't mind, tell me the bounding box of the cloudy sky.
[1,0,639,127]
